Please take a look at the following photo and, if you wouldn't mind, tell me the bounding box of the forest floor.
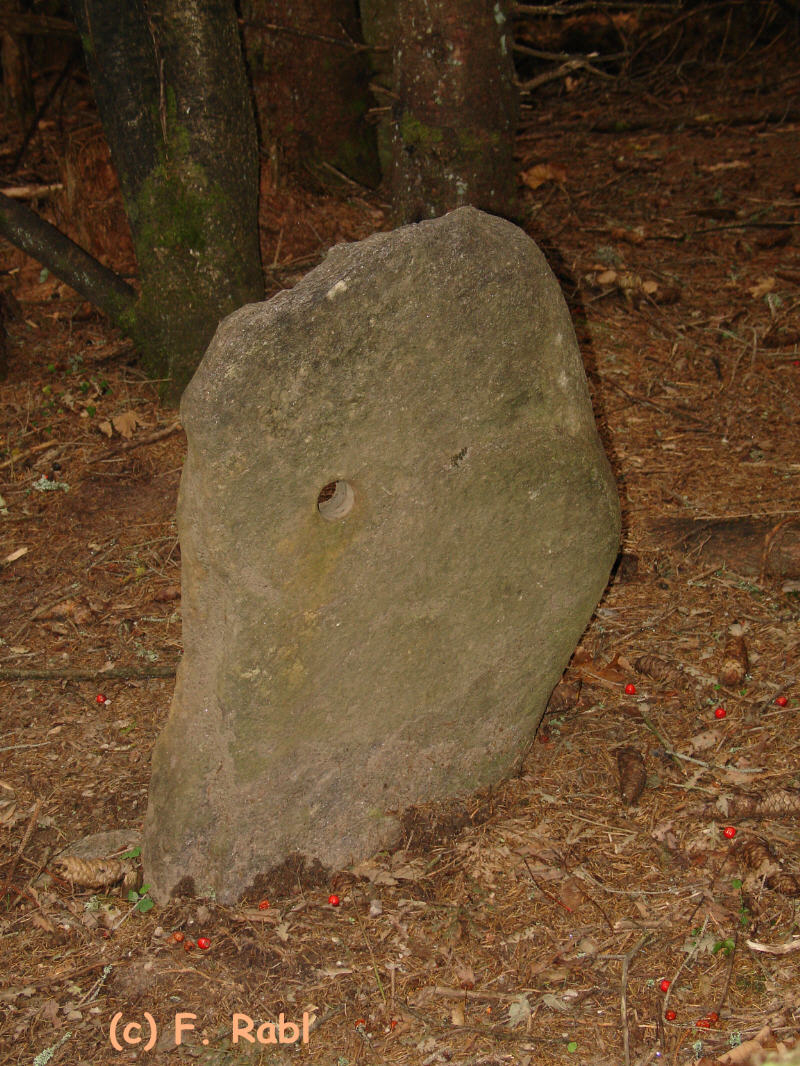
[1,45,800,1066]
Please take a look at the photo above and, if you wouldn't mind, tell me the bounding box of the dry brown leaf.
[39,598,92,624]
[610,226,646,244]
[576,652,627,688]
[389,860,426,881]
[559,876,585,911]
[616,746,647,806]
[656,285,682,305]
[546,678,582,713]
[520,162,568,190]
[153,585,181,603]
[689,728,722,751]
[453,959,475,990]
[112,410,144,438]
[717,1026,774,1065]
[0,782,16,827]
[30,911,56,933]
[748,276,776,298]
[350,860,397,885]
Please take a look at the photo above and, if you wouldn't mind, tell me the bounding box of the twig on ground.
[0,798,43,903]
[621,933,651,1066]
[0,664,178,681]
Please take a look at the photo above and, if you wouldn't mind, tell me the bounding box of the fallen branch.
[108,421,183,454]
[0,12,78,36]
[0,664,178,682]
[517,56,615,91]
[646,515,800,579]
[746,938,800,955]
[1,183,64,200]
[513,1,677,14]
[0,193,136,325]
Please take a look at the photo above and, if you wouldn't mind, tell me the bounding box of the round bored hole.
[317,479,355,521]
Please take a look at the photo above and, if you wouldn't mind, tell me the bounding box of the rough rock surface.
[143,207,620,903]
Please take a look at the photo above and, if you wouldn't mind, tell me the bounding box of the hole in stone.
[317,479,355,521]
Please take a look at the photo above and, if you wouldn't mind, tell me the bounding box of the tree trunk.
[390,0,518,224]
[241,0,380,191]
[70,0,264,397]
[1,0,35,127]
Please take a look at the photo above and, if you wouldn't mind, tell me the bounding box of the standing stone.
[143,207,620,903]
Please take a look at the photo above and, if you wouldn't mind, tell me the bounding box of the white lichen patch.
[325,280,348,301]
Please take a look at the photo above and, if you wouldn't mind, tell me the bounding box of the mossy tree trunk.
[390,0,518,224]
[69,0,264,397]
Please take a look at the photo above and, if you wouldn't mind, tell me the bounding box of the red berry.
[775,696,788,707]
[723,826,737,839]
[328,894,340,906]
[171,931,185,943]
[714,706,726,719]
[183,939,195,951]
[665,1009,677,1021]
[707,1011,719,1023]
[624,683,637,695]
[96,693,106,704]
[257,899,270,910]
[696,1018,711,1029]
[197,937,210,950]
[659,979,670,992]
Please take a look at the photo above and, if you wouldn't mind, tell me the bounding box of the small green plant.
[128,882,154,914]
[712,937,736,956]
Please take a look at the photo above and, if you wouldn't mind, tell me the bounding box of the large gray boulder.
[143,207,620,903]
